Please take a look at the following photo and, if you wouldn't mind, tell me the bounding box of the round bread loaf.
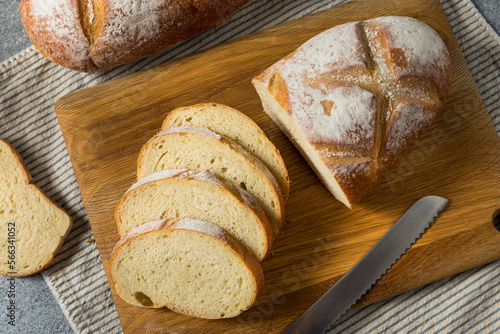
[109,218,264,319]
[252,16,452,208]
[20,0,250,71]
[115,169,274,260]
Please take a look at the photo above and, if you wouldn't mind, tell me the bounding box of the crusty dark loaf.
[20,0,250,72]
[252,16,452,208]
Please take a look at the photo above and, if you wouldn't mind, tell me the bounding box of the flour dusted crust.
[20,0,250,71]
[252,16,451,207]
[20,0,94,71]
[0,140,73,276]
[112,218,170,253]
[156,126,223,140]
[125,169,189,193]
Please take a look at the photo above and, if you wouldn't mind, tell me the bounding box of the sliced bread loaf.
[0,139,73,276]
[115,169,273,260]
[162,103,290,200]
[137,127,285,235]
[110,218,264,319]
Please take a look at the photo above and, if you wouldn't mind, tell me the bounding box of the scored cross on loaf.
[252,16,452,207]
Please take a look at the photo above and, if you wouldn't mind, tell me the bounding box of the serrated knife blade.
[284,195,448,334]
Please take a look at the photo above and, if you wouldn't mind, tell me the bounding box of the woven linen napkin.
[0,0,499,333]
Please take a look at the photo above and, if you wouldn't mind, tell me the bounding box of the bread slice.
[0,139,73,276]
[252,16,451,208]
[137,127,285,235]
[162,103,290,200]
[115,169,273,260]
[109,218,264,319]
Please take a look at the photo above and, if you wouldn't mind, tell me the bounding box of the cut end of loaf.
[252,79,354,208]
[252,16,451,208]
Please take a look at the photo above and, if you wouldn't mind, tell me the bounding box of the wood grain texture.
[55,0,500,332]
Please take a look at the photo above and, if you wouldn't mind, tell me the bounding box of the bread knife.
[284,195,448,334]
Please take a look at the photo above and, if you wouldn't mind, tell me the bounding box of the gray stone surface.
[0,275,73,334]
[0,0,498,333]
[0,0,29,62]
[472,0,500,33]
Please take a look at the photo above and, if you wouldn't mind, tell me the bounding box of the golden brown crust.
[366,20,452,99]
[20,0,96,71]
[0,139,73,277]
[253,16,452,207]
[324,158,377,207]
[220,179,275,253]
[20,0,250,72]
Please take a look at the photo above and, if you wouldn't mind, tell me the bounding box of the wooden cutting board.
[55,0,500,332]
